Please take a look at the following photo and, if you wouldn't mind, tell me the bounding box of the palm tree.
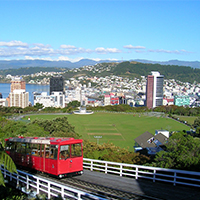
[0,144,17,186]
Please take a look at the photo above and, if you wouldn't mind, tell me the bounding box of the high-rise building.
[146,71,164,109]
[50,76,64,95]
[11,77,26,92]
[8,89,29,108]
[7,77,29,108]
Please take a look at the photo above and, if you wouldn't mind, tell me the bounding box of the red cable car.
[5,137,83,178]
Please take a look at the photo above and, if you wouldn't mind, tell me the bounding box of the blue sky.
[0,0,199,62]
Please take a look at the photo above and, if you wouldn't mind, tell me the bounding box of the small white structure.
[73,106,93,115]
[155,130,170,138]
[0,98,7,107]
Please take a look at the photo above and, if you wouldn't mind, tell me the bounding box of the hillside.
[61,61,200,83]
[111,61,200,83]
[1,61,200,83]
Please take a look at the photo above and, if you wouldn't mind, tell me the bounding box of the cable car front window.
[71,143,82,157]
[59,145,70,160]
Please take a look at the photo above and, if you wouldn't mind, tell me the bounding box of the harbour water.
[0,83,49,105]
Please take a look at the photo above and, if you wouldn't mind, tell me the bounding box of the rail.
[83,158,200,188]
[0,166,106,200]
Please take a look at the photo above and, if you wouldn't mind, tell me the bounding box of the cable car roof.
[7,137,82,145]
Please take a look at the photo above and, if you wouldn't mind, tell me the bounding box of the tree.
[67,101,80,108]
[30,117,81,138]
[193,116,200,128]
[33,103,44,110]
[152,132,200,171]
[0,145,17,186]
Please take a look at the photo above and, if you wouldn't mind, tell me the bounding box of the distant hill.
[111,61,200,83]
[133,59,200,69]
[0,59,200,70]
[0,59,119,70]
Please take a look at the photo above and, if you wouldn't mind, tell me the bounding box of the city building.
[146,71,164,109]
[50,76,65,95]
[174,95,190,106]
[7,77,29,108]
[8,89,29,108]
[10,77,26,92]
[34,92,65,108]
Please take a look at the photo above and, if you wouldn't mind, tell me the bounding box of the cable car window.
[45,145,50,158]
[49,145,58,160]
[32,144,39,156]
[5,141,15,151]
[26,143,32,155]
[71,143,82,157]
[21,143,26,154]
[16,143,21,153]
[59,145,70,160]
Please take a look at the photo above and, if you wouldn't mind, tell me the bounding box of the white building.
[0,98,7,107]
[9,89,29,108]
[104,95,111,106]
[34,92,65,108]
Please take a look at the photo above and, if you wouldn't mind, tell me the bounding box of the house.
[134,131,168,155]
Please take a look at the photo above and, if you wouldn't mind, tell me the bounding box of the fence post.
[17,173,19,187]
[153,169,156,182]
[91,160,93,171]
[105,162,108,174]
[4,167,6,178]
[26,175,29,190]
[135,166,138,179]
[173,172,177,186]
[61,187,64,198]
[10,170,12,181]
[120,164,123,177]
[36,178,39,194]
[48,182,51,199]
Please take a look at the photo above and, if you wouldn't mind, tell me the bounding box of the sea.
[0,83,49,105]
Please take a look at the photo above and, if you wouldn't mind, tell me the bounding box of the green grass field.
[26,112,190,150]
[172,115,197,126]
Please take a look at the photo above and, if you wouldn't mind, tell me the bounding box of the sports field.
[27,112,190,150]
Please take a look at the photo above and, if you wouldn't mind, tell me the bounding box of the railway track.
[34,171,160,200]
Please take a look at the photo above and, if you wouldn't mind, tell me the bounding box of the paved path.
[75,170,200,200]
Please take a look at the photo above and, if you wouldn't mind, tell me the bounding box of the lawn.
[25,112,190,150]
[172,115,197,126]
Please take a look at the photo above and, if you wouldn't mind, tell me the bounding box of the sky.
[0,0,199,63]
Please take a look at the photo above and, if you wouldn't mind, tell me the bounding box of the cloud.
[123,45,146,49]
[0,40,28,47]
[95,47,121,54]
[60,45,76,49]
[148,49,191,54]
[24,56,54,61]
[57,56,84,62]
[0,40,193,60]
[33,43,51,48]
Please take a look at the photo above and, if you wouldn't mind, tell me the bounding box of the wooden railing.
[83,158,200,187]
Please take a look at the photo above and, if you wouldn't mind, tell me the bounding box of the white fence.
[83,158,200,187]
[2,158,200,199]
[1,166,106,200]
